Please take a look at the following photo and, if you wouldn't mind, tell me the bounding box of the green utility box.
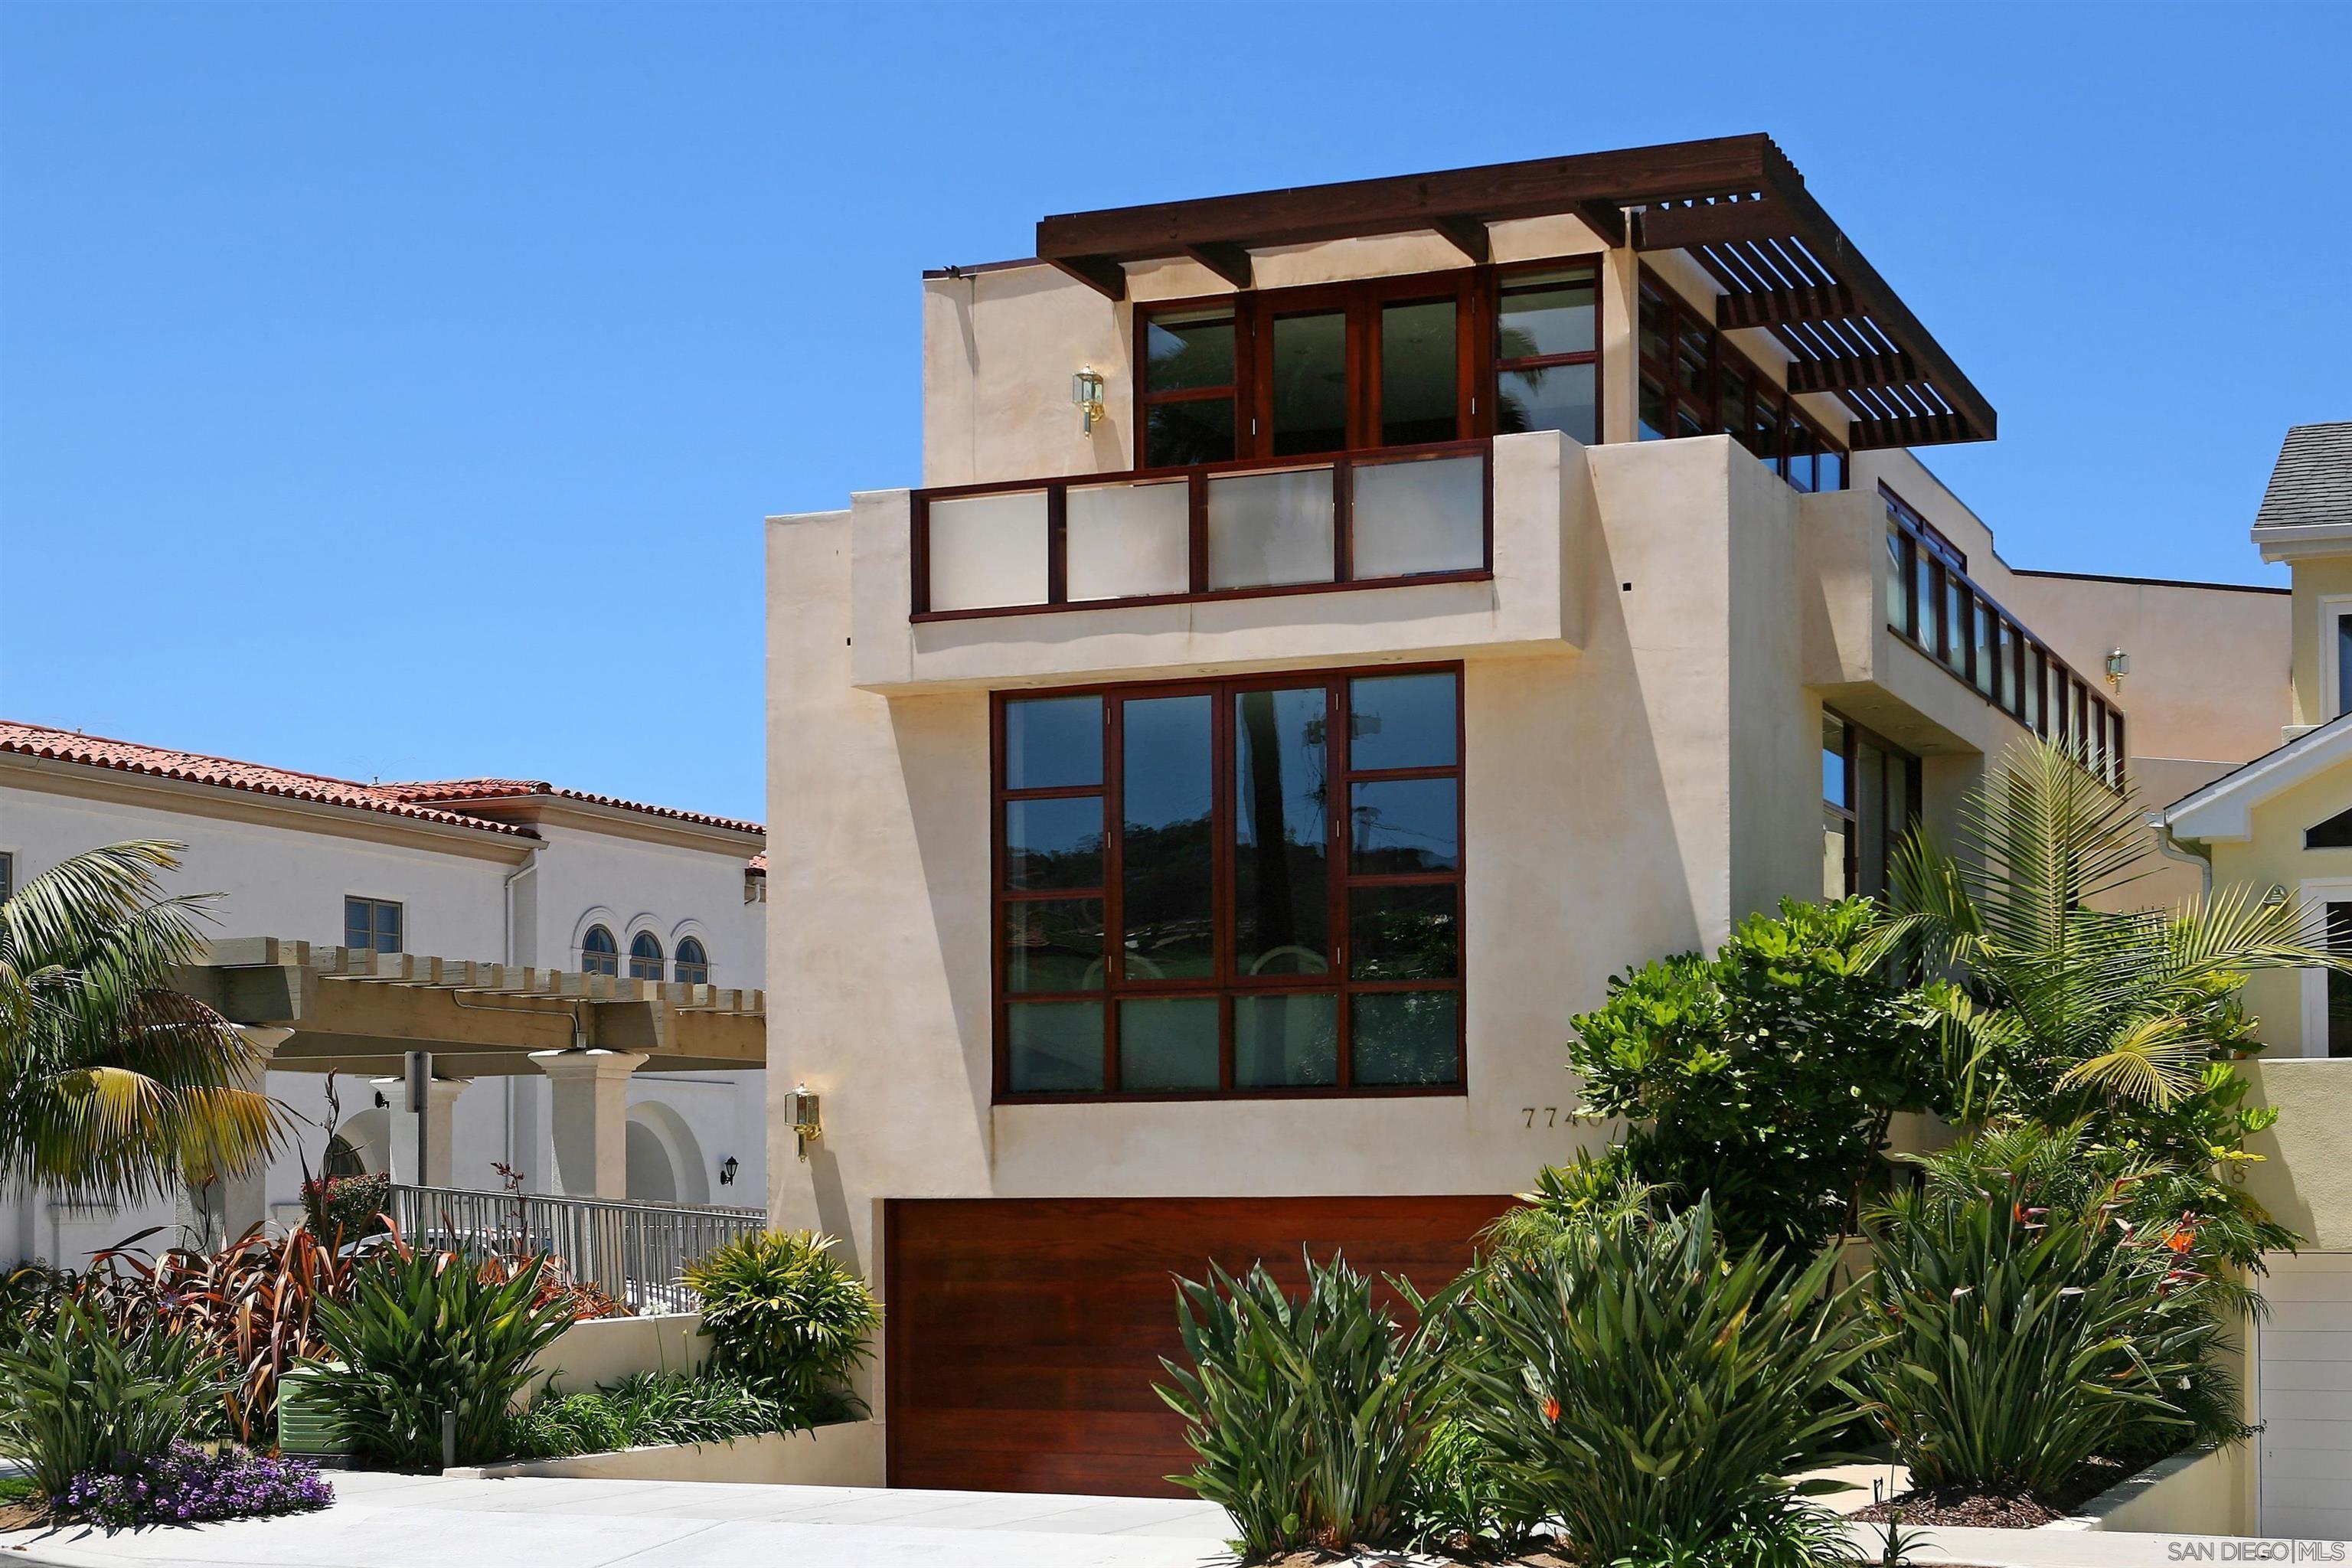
[276,1364,353,1464]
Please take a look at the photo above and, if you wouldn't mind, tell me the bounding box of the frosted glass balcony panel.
[1350,455,1485,580]
[927,491,1047,611]
[1206,468,1334,590]
[1067,479,1191,601]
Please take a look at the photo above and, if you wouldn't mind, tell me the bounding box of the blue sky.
[3,2,2345,825]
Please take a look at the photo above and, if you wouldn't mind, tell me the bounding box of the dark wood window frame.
[1635,266,1848,492]
[1131,258,1601,474]
[911,440,1495,622]
[992,663,1467,1105]
[1882,485,2125,789]
[1823,707,1924,900]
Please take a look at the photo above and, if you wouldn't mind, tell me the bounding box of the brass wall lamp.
[786,1083,822,1161]
[1071,368,1106,434]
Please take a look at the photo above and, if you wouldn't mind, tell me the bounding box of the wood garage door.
[2259,1252,2352,1540]
[884,1194,1508,1496]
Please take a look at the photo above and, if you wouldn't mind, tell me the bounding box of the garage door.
[2259,1253,2352,1540]
[884,1194,1508,1496]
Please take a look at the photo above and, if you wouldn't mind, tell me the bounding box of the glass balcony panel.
[927,490,1047,611]
[1067,479,1191,602]
[1350,455,1483,580]
[1207,467,1335,589]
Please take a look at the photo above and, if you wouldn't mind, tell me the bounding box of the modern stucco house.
[763,136,2299,1498]
[0,720,769,1269]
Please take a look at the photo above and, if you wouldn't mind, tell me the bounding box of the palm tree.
[1874,737,2333,1116]
[0,841,283,1202]
[1866,739,2337,1263]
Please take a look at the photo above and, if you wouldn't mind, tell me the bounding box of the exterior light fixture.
[2105,648,2130,691]
[786,1083,823,1161]
[2262,884,2290,909]
[1071,368,1106,434]
[718,1155,739,1187]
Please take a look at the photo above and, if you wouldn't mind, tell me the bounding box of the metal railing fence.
[387,1184,766,1314]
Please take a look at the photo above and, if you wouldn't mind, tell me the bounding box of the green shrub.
[1568,898,1937,1256]
[1437,1198,1866,1566]
[305,1249,577,1470]
[1403,1418,1528,1556]
[0,1302,227,1500]
[679,1230,877,1414]
[1859,1129,2226,1497]
[299,1173,390,1245]
[505,1370,796,1459]
[1156,1253,1450,1557]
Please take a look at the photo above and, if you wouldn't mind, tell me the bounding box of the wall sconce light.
[2105,648,2130,691]
[1071,368,1106,435]
[2262,884,2290,909]
[786,1083,822,1161]
[718,1155,739,1187]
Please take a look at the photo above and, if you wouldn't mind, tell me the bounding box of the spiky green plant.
[1156,1253,1454,1557]
[1862,1122,2245,1485]
[305,1247,577,1470]
[678,1230,877,1414]
[1436,1198,1868,1566]
[0,841,283,1202]
[503,1369,798,1459]
[1475,1145,1661,1266]
[0,1302,227,1500]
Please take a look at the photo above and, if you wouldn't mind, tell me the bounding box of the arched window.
[674,936,710,985]
[629,931,664,981]
[580,925,619,975]
[324,1134,368,1179]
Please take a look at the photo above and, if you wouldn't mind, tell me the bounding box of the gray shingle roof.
[2255,422,2352,529]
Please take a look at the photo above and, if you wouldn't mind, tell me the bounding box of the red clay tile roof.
[746,852,766,873]
[0,721,533,837]
[378,778,763,838]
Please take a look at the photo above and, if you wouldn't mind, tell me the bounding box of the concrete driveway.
[0,1471,1239,1568]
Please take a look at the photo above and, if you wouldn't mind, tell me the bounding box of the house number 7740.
[1522,1107,1562,1128]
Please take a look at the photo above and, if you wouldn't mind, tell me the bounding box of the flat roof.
[1034,133,1993,452]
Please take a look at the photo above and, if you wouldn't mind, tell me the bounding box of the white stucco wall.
[0,758,767,1269]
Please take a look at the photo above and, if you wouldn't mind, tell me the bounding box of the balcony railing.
[1882,486,2125,789]
[911,439,1493,620]
[389,1183,766,1314]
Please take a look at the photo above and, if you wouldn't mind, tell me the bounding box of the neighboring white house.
[0,720,768,1269]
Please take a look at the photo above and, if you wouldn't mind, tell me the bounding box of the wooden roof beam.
[1634,193,1789,252]
[1180,243,1253,289]
[1716,283,1856,330]
[1050,254,1126,301]
[1429,215,1488,265]
[1848,412,1978,450]
[1786,351,1922,396]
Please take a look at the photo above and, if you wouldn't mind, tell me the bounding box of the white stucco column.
[177,1025,292,1248]
[371,1073,470,1188]
[531,1050,647,1199]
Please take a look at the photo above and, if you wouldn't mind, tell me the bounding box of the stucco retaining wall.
[523,1310,709,1403]
[445,1421,884,1486]
[2040,1445,2251,1537]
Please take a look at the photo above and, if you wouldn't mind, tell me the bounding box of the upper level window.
[345,896,402,954]
[1136,263,1596,471]
[995,666,1465,1101]
[1883,486,2124,788]
[1493,268,1598,443]
[580,924,619,975]
[2324,597,2352,720]
[1636,272,1846,492]
[674,936,710,985]
[629,931,665,982]
[1142,308,1238,468]
[0,851,12,903]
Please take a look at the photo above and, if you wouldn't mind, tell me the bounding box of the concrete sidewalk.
[5,1472,2344,1568]
[0,1471,1239,1568]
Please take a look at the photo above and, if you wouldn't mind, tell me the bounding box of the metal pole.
[403,1050,432,1185]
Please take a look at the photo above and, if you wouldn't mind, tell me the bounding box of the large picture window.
[995,665,1465,1100]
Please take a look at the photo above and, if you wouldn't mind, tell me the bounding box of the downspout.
[500,842,544,1175]
[2148,811,2213,900]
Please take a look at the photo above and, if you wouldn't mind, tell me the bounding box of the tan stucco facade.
[767,215,2304,1453]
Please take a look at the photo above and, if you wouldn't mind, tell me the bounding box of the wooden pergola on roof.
[178,939,766,1079]
[1035,133,1993,452]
